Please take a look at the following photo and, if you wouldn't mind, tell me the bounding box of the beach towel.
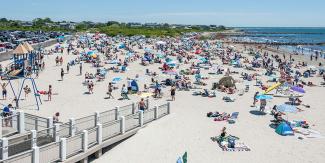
[220,142,251,152]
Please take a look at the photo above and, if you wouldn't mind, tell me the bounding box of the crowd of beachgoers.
[1,32,325,162]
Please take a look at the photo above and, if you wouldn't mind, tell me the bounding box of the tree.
[43,17,53,23]
[106,21,119,26]
[218,25,226,30]
[0,18,8,23]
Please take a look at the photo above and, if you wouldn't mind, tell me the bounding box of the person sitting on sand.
[2,104,13,127]
[220,127,227,139]
[121,84,129,100]
[53,112,60,123]
[143,84,149,92]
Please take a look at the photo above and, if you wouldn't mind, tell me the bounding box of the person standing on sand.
[138,98,147,111]
[60,68,64,81]
[170,85,176,101]
[48,85,52,101]
[66,63,70,74]
[260,99,267,112]
[107,83,114,99]
[252,92,259,107]
[79,63,83,75]
[88,81,94,94]
[1,83,8,100]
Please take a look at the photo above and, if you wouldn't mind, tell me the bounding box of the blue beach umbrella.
[290,86,305,93]
[112,77,122,83]
[256,94,273,100]
[109,60,118,64]
[87,51,94,55]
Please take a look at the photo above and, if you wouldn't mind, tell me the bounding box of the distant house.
[45,23,59,28]
[128,22,142,27]
[20,21,33,27]
[144,23,160,28]
[210,25,217,29]
[59,22,76,30]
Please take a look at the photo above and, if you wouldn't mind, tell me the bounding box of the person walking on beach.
[47,85,52,101]
[1,82,8,100]
[66,63,70,74]
[59,57,63,66]
[107,82,114,99]
[138,98,147,111]
[170,85,176,101]
[260,99,267,112]
[79,63,83,75]
[252,91,259,107]
[88,81,94,94]
[60,68,64,81]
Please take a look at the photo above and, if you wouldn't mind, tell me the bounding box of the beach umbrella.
[167,60,177,67]
[144,48,152,52]
[157,54,164,58]
[256,94,273,100]
[156,41,166,45]
[87,51,94,55]
[308,66,316,70]
[112,77,122,83]
[109,60,118,64]
[164,70,178,75]
[290,86,305,93]
[277,104,298,113]
[218,76,236,88]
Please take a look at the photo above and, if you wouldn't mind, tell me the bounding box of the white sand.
[2,39,325,163]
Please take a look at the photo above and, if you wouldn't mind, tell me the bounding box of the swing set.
[1,74,42,110]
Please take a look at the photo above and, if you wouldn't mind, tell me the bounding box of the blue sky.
[1,0,324,27]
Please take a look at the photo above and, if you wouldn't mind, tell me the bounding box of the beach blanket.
[211,136,250,152]
[220,142,251,152]
[294,128,324,139]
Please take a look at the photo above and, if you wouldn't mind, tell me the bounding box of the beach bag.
[207,112,213,117]
[228,138,235,148]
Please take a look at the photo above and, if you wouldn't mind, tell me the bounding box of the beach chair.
[227,112,239,124]
[245,85,249,92]
[121,93,130,100]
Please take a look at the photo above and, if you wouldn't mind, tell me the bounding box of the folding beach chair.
[228,112,239,124]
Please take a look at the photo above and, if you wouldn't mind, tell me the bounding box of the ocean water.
[234,27,325,54]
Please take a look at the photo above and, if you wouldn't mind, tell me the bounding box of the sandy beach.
[1,34,325,163]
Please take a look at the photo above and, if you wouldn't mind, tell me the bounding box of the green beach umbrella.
[182,152,187,163]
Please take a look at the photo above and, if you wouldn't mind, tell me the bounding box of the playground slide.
[264,82,282,94]
[9,69,23,77]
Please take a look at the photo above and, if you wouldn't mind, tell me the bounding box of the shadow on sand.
[249,110,267,116]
